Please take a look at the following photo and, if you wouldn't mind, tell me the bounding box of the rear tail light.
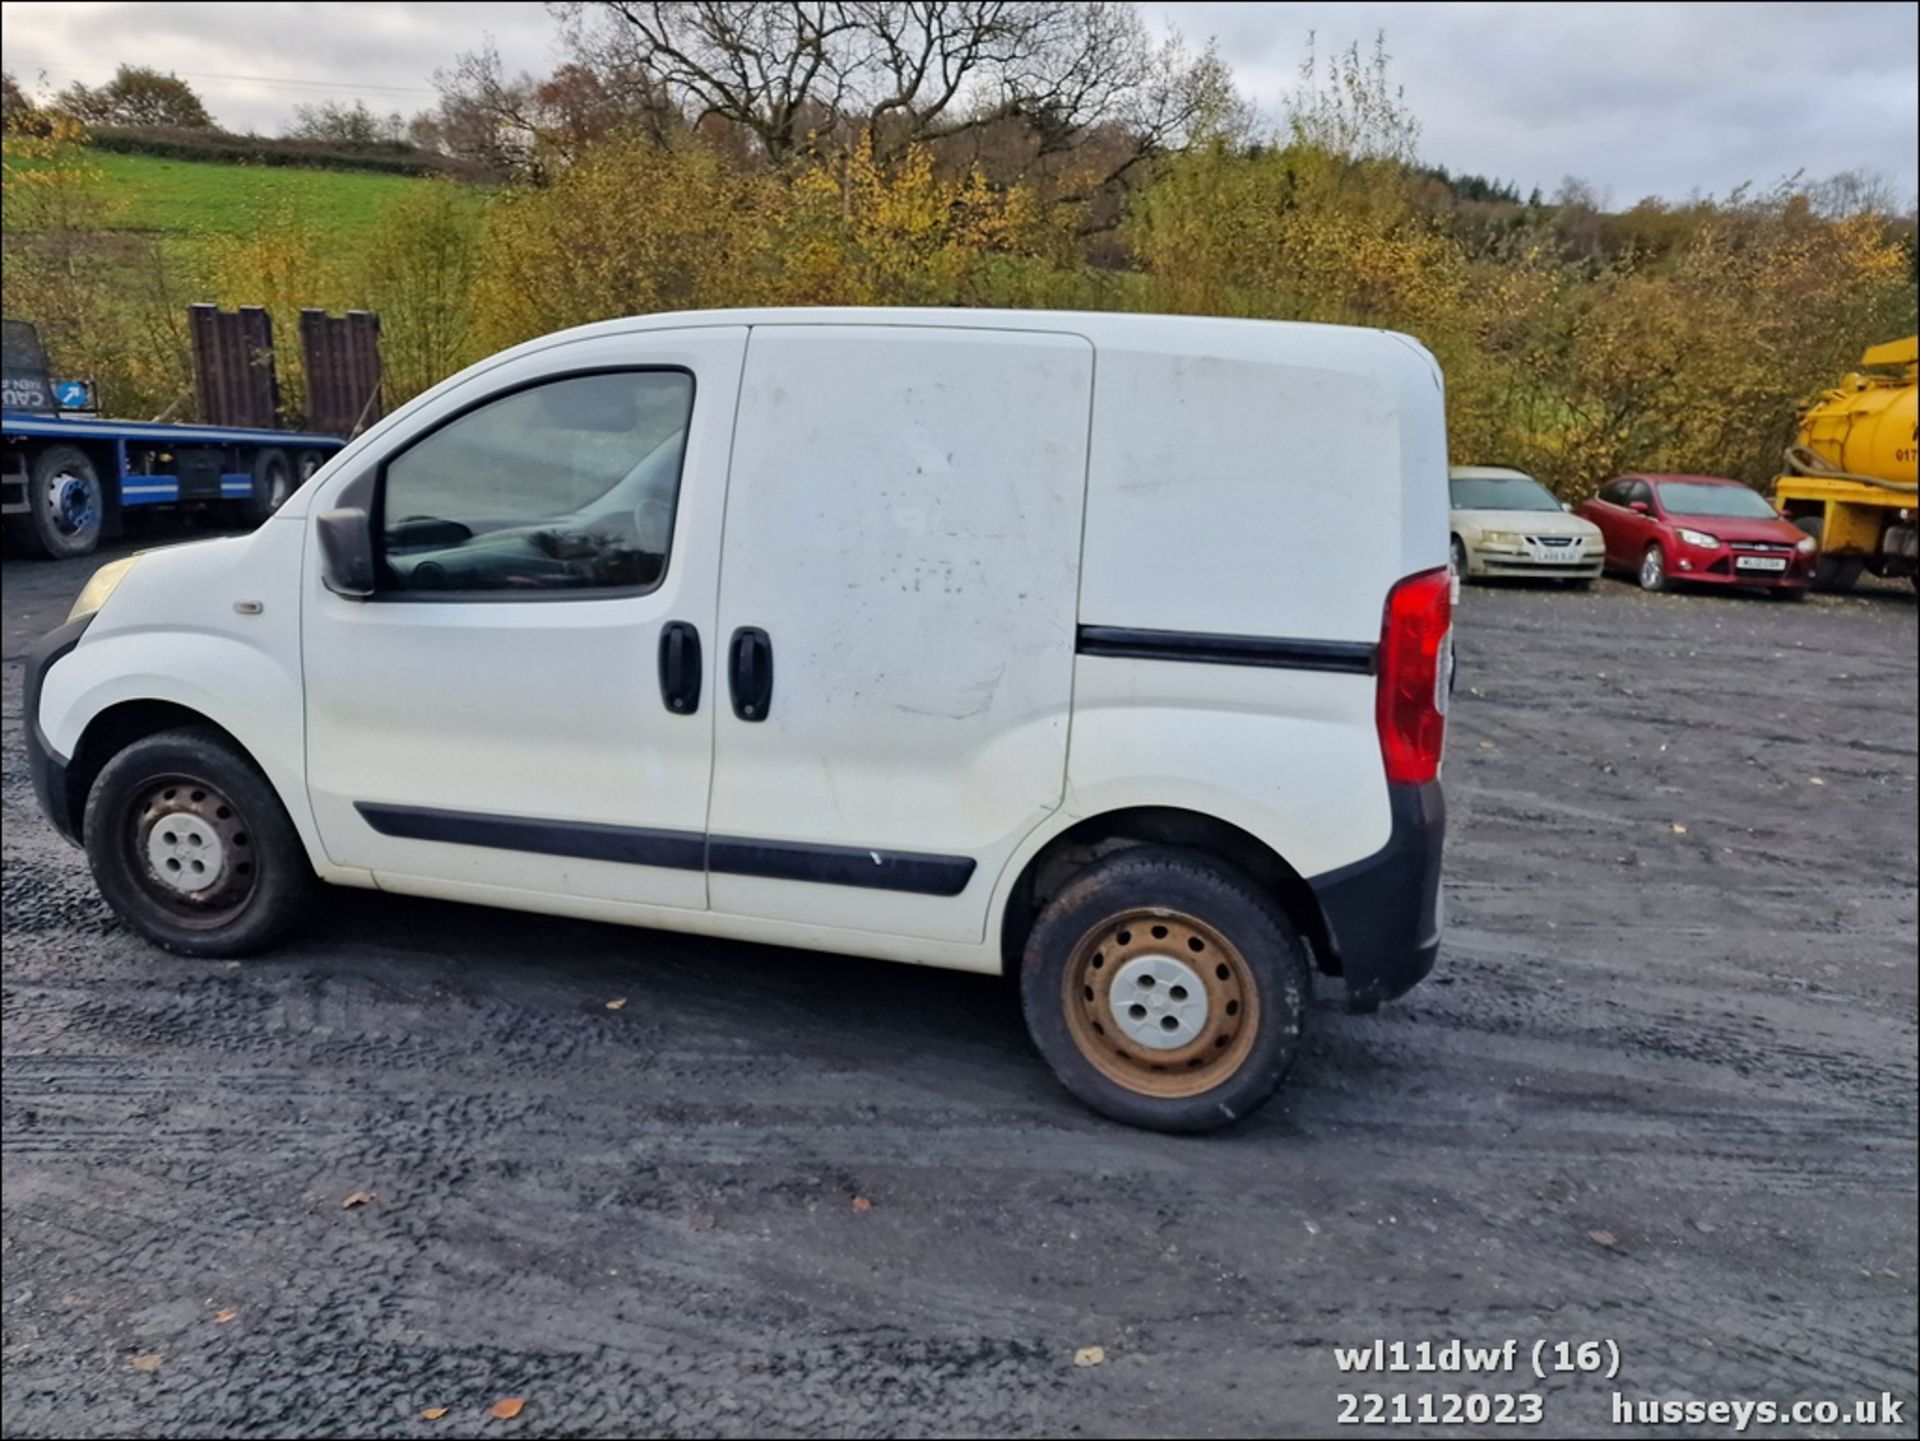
[1376,567,1453,785]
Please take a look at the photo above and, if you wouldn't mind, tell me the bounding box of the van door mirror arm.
[317,507,377,598]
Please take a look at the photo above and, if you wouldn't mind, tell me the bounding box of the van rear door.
[706,324,1093,943]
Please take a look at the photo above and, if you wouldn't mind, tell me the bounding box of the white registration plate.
[1736,555,1788,572]
[1530,546,1584,564]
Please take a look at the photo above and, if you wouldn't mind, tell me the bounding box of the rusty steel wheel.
[1063,909,1260,1100]
[1021,845,1309,1132]
[127,774,260,927]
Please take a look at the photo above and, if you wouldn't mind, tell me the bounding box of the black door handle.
[728,626,773,721]
[658,621,701,714]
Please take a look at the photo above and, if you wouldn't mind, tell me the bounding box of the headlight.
[1677,528,1721,548]
[67,556,139,624]
[1796,534,1818,554]
[1481,531,1522,546]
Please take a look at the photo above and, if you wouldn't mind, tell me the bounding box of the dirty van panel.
[1078,329,1447,640]
[708,325,1094,943]
[301,327,751,910]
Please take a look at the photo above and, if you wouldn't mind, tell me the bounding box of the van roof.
[495,306,1434,369]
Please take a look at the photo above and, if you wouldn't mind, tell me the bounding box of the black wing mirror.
[317,507,375,598]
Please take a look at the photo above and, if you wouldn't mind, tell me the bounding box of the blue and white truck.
[2,319,345,559]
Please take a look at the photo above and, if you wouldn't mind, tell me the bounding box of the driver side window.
[378,369,694,596]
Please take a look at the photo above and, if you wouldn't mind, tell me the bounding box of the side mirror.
[1629,500,1651,515]
[317,507,375,598]
[1562,501,1573,512]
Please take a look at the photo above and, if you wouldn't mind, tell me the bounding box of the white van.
[25,308,1451,1132]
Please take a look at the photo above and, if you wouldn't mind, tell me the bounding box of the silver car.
[1449,466,1603,585]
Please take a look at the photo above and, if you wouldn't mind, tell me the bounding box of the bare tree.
[427,40,681,178]
[547,0,1237,173]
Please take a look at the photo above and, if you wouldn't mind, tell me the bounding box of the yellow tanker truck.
[1773,335,1918,592]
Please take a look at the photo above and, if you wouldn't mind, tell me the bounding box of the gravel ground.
[3,523,1915,1439]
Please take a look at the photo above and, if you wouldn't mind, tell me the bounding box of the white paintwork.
[707,325,1092,942]
[37,307,1448,975]
[300,328,747,908]
[1064,654,1396,872]
[1081,321,1446,641]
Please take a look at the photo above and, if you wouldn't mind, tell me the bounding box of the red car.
[1577,474,1817,595]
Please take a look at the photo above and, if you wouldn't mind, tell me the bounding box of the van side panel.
[1078,325,1447,639]
[1063,658,1393,877]
[1068,326,1448,877]
[705,325,1093,943]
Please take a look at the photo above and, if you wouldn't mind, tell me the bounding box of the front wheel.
[82,728,313,957]
[1814,555,1863,593]
[1638,543,1668,593]
[1020,847,1309,1133]
[4,444,104,559]
[1449,536,1470,583]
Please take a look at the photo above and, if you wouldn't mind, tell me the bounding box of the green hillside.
[82,150,469,241]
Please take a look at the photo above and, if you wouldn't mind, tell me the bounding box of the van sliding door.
[706,325,1094,944]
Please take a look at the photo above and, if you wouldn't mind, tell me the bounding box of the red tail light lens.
[1376,567,1453,785]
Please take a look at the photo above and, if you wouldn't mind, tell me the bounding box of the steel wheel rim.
[266,461,291,509]
[1063,908,1260,1099]
[1642,547,1663,588]
[124,774,259,926]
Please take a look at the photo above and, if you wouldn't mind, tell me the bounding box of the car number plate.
[1531,546,1583,563]
[1736,556,1788,571]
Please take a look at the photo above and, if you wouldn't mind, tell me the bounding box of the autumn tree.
[2,71,33,124]
[53,65,214,129]
[355,185,484,401]
[2,120,192,416]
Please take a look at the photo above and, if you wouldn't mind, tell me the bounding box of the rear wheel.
[4,444,104,559]
[1638,543,1668,593]
[83,728,312,957]
[243,448,292,525]
[1020,847,1309,1132]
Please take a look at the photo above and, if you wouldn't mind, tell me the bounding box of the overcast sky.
[3,1,1914,205]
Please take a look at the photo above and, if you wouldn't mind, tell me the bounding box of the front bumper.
[1308,780,1445,1012]
[23,615,91,846]
[1672,552,1810,587]
[1469,545,1601,580]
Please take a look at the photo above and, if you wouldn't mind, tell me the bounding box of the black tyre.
[1638,542,1668,592]
[1020,846,1309,1133]
[1814,554,1863,593]
[1794,514,1863,593]
[4,444,104,559]
[83,728,313,957]
[244,448,292,526]
[1449,535,1470,582]
[295,450,328,484]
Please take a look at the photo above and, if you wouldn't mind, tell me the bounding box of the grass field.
[84,150,473,240]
